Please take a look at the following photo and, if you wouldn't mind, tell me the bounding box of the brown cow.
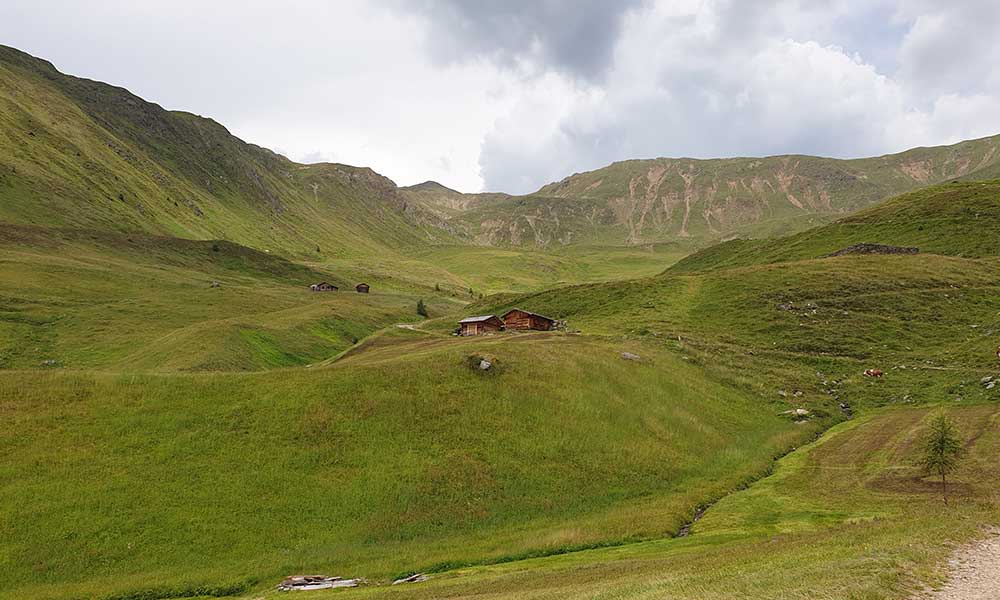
[864,369,884,378]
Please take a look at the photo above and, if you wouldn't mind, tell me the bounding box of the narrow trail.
[920,529,1000,600]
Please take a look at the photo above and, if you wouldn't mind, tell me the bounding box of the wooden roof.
[459,315,501,324]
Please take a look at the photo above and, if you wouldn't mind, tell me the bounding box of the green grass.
[3,42,1000,600]
[0,224,453,371]
[671,181,1000,273]
[287,403,1000,600]
[0,336,811,600]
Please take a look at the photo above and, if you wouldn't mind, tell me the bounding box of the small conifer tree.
[918,413,964,504]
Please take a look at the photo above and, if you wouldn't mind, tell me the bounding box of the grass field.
[282,403,1000,600]
[0,224,465,371]
[0,335,815,600]
[5,185,1000,598]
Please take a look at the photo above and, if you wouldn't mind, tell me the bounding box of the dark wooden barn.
[310,282,338,292]
[502,308,555,331]
[355,283,370,293]
[458,315,504,336]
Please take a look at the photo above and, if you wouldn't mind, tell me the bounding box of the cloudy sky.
[2,1,1000,193]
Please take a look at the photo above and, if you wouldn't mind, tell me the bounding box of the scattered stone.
[982,376,994,384]
[209,280,221,288]
[278,575,362,591]
[478,359,492,371]
[40,359,61,368]
[988,381,996,390]
[621,352,642,361]
[826,243,919,257]
[781,408,811,417]
[392,573,429,585]
[777,390,788,398]
[776,302,794,311]
[793,390,804,397]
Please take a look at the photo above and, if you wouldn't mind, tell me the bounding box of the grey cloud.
[896,1,1000,97]
[393,0,648,81]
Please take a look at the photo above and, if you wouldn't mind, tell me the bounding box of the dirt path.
[922,529,1000,599]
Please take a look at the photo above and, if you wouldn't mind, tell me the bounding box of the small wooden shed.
[459,315,504,336]
[310,282,338,292]
[502,308,556,331]
[355,283,370,294]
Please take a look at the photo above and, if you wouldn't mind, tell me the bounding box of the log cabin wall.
[503,310,533,330]
[504,310,553,331]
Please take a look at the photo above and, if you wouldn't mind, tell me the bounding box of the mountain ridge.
[4,42,1000,255]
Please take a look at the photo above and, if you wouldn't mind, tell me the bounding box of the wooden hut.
[310,282,338,292]
[458,315,504,336]
[355,283,370,293]
[502,308,556,331]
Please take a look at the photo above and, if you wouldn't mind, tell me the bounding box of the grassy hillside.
[670,180,1000,272]
[563,255,997,400]
[0,336,811,600]
[0,223,461,371]
[300,403,999,600]
[0,44,452,260]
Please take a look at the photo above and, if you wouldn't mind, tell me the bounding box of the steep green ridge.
[669,180,1000,272]
[0,45,450,259]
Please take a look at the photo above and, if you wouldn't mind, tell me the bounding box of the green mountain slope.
[0,45,452,259]
[406,137,1000,248]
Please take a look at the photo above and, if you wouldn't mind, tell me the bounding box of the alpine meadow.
[2,6,1000,599]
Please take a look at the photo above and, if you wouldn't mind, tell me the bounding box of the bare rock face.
[621,352,642,361]
[826,243,919,257]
